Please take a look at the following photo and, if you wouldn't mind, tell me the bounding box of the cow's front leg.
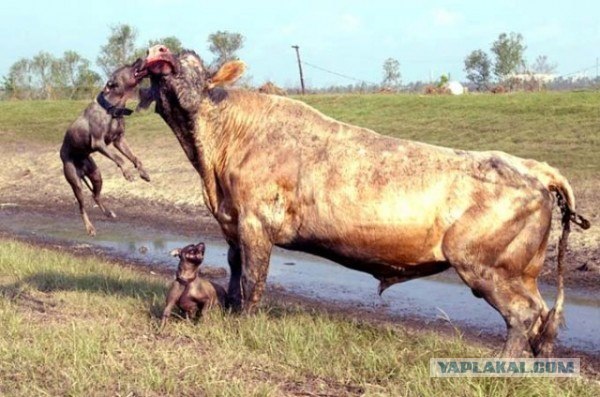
[226,244,242,311]
[238,216,273,313]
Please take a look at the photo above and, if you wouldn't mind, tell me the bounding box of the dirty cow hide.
[140,45,589,358]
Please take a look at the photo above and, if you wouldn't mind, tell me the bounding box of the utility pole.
[291,45,305,95]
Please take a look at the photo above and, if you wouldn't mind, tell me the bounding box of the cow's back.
[216,92,546,268]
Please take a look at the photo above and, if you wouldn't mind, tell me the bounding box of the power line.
[301,60,379,86]
[555,64,597,79]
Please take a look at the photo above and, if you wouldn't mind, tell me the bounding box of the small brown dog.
[160,242,227,331]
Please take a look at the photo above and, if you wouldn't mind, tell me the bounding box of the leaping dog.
[60,58,150,236]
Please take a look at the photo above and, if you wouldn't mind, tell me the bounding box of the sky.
[1,0,599,88]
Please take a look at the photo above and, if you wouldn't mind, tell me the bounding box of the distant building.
[505,73,557,91]
[508,73,556,83]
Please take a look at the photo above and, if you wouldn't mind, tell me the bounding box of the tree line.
[464,32,559,91]
[1,24,245,100]
[379,32,563,93]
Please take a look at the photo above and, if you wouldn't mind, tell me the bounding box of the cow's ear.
[208,61,245,89]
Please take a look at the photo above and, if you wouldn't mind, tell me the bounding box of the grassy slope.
[0,238,596,396]
[0,92,598,179]
[298,92,600,179]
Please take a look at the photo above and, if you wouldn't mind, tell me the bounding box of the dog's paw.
[86,224,97,237]
[139,169,151,182]
[123,170,135,182]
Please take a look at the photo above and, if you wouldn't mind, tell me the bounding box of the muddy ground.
[1,130,598,290]
[0,130,599,374]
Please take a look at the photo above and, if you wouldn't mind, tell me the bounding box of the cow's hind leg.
[492,279,544,358]
[452,263,543,357]
[522,232,557,357]
[443,197,552,357]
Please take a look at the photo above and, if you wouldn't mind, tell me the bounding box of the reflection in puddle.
[1,208,599,353]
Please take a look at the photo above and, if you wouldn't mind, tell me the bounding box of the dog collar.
[176,273,197,286]
[96,92,133,118]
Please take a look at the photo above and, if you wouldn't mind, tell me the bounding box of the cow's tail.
[532,162,590,230]
[533,165,590,356]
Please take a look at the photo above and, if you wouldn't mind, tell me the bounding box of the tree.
[149,36,183,54]
[59,51,101,99]
[207,31,245,68]
[531,55,557,74]
[3,58,31,99]
[381,58,401,89]
[491,32,526,81]
[97,24,138,77]
[30,51,55,99]
[464,49,492,91]
[75,68,102,99]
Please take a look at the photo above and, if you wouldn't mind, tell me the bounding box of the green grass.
[1,92,598,178]
[0,99,170,144]
[298,92,600,179]
[0,238,597,396]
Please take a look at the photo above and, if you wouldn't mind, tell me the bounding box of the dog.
[60,58,150,236]
[160,242,227,331]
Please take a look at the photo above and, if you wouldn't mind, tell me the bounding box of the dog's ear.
[195,242,205,253]
[131,57,144,69]
[169,248,181,257]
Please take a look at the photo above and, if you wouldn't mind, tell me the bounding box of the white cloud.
[339,13,362,33]
[433,8,463,27]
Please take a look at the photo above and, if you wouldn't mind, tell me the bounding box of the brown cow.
[137,46,589,358]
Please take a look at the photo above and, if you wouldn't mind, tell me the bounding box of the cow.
[136,45,589,358]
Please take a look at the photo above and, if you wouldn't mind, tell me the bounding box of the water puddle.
[1,207,598,353]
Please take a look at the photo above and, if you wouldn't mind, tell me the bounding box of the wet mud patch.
[1,207,598,357]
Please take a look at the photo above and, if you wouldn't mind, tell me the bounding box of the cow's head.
[170,242,206,280]
[136,45,245,104]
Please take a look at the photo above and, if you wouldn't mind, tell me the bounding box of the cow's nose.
[158,46,167,53]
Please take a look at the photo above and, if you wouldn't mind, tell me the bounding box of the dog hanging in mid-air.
[60,58,150,236]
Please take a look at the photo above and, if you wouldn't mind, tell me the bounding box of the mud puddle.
[1,207,598,354]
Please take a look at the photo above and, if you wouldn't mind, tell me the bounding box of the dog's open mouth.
[134,66,148,80]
